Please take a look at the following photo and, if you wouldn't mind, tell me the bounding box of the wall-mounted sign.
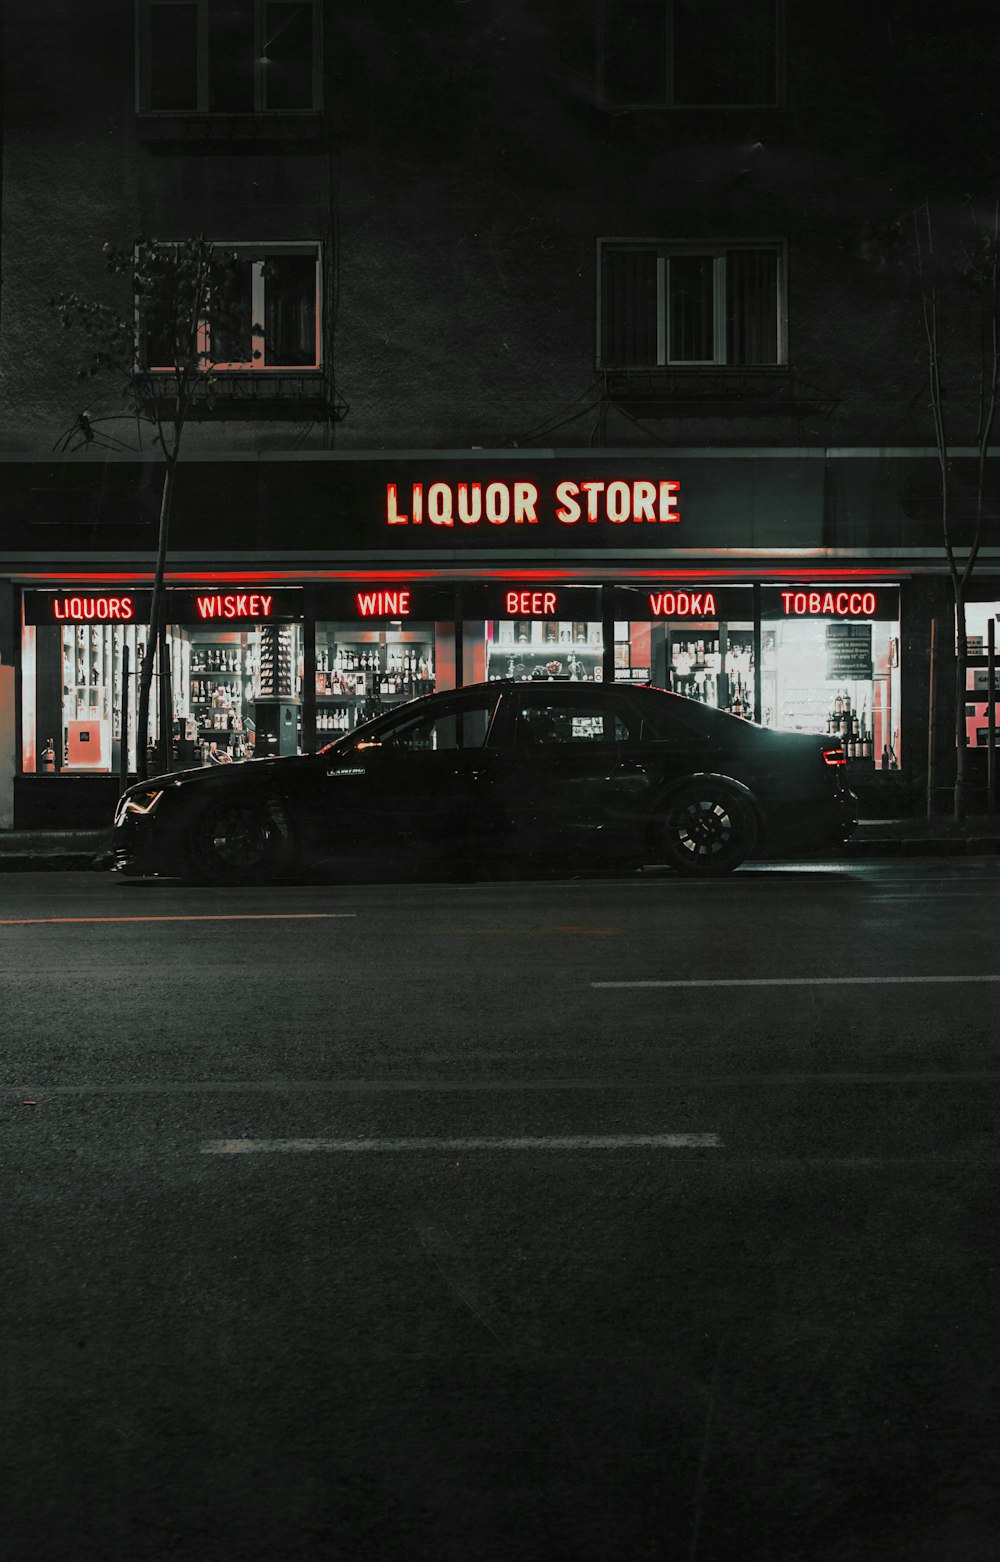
[385,478,680,529]
[313,584,456,619]
[463,584,602,620]
[613,586,750,620]
[760,586,898,621]
[23,589,302,626]
[781,590,876,617]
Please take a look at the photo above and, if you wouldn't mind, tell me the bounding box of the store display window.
[313,583,456,733]
[760,587,901,767]
[461,585,604,684]
[963,600,1000,748]
[612,586,755,715]
[22,589,303,774]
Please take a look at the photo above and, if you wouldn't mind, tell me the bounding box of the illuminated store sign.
[757,586,898,622]
[614,586,749,620]
[194,592,274,619]
[23,590,300,626]
[466,584,601,620]
[780,590,877,617]
[52,595,136,621]
[386,478,680,528]
[356,590,412,617]
[506,590,557,615]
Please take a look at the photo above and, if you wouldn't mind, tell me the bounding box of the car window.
[512,696,637,747]
[630,687,732,739]
[377,699,495,752]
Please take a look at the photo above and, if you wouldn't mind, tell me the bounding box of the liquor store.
[2,449,998,827]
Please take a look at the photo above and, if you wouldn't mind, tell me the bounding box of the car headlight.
[115,788,165,824]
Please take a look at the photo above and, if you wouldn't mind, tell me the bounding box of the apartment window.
[599,242,785,368]
[144,244,321,371]
[602,0,781,108]
[137,0,321,113]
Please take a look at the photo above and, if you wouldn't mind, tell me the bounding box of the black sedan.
[113,680,857,884]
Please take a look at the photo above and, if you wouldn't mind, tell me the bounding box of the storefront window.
[963,600,1000,748]
[486,616,604,682]
[612,587,755,715]
[22,590,304,775]
[461,586,604,684]
[170,623,303,764]
[760,587,900,767]
[315,620,437,733]
[313,582,455,732]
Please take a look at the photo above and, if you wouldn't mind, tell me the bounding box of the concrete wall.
[2,1,998,458]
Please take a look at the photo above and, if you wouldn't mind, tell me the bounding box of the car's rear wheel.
[654,782,756,877]
[186,795,293,886]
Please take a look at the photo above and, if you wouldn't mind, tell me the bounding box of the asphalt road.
[3,859,999,1562]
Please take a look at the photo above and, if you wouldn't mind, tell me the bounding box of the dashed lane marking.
[0,913,358,925]
[594,975,1000,988]
[201,1133,722,1154]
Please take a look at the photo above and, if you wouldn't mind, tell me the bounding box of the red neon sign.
[195,593,274,619]
[648,591,717,617]
[356,589,412,617]
[53,596,135,621]
[506,590,557,615]
[555,480,679,525]
[385,478,680,527]
[781,591,877,616]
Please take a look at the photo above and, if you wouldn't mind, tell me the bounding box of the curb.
[843,838,1000,857]
[0,853,113,872]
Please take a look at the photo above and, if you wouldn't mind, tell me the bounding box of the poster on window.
[825,623,872,680]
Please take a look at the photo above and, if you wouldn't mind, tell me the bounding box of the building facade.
[1,0,998,827]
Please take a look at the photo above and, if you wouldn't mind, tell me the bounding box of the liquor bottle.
[844,692,852,716]
[834,693,843,716]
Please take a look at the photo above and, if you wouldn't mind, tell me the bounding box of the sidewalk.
[1,819,1000,871]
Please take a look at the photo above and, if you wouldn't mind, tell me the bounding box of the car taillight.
[822,746,846,767]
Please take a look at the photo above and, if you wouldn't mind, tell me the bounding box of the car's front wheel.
[186,795,293,886]
[653,782,757,877]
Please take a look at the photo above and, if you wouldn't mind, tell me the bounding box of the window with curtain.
[601,0,781,108]
[599,242,783,368]
[144,244,321,372]
[138,0,321,113]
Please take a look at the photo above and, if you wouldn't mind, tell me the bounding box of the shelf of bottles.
[668,631,754,715]
[823,688,879,763]
[257,624,298,700]
[59,622,160,772]
[614,623,755,714]
[487,620,604,682]
[186,639,260,762]
[315,629,436,734]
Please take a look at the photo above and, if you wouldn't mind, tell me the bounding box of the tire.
[186,794,293,886]
[654,782,757,877]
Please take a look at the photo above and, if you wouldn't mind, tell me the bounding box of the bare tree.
[912,201,1000,818]
[51,238,259,779]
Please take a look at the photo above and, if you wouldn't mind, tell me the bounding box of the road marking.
[594,975,1000,988]
[201,1133,721,1154]
[9,1072,1000,1097]
[0,913,358,925]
